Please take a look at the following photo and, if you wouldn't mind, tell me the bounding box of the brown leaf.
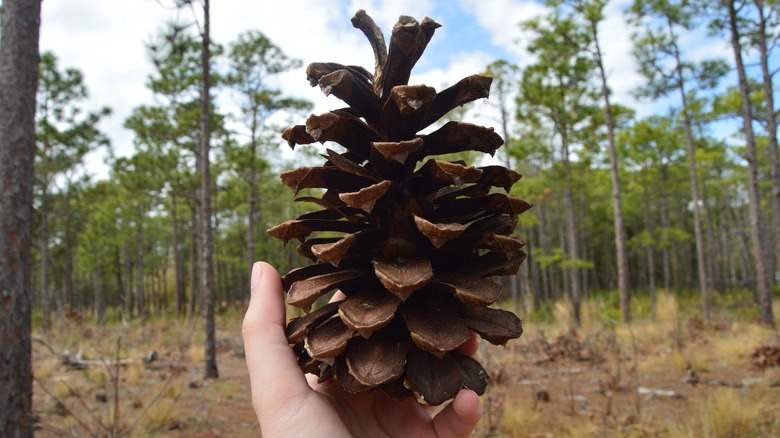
[346,336,410,387]
[406,347,461,406]
[373,256,433,300]
[285,301,341,344]
[287,270,366,311]
[338,288,401,338]
[307,317,354,359]
[432,272,503,306]
[458,305,523,346]
[402,296,471,356]
[412,215,466,248]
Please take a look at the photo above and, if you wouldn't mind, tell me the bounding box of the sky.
[38,0,734,176]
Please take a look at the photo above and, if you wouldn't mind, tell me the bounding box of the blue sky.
[37,0,744,175]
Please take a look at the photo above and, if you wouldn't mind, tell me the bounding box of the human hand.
[242,261,483,437]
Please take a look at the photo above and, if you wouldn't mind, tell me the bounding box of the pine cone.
[267,10,529,406]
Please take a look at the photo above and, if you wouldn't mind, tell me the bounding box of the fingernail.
[251,262,264,295]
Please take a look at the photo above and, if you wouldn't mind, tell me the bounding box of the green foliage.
[30,3,780,330]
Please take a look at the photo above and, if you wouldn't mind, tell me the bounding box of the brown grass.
[33,295,780,438]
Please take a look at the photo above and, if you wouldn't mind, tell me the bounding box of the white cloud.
[458,0,546,64]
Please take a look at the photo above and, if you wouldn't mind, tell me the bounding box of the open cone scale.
[267,9,529,406]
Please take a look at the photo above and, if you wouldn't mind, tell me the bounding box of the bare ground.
[32,310,780,437]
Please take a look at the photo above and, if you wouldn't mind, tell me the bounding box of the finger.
[329,290,347,303]
[455,332,479,357]
[431,389,482,438]
[243,262,311,416]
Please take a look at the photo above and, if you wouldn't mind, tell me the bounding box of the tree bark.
[0,0,41,435]
[592,20,630,321]
[642,179,657,319]
[92,266,105,325]
[172,195,186,315]
[754,0,780,287]
[189,205,199,318]
[199,0,219,379]
[136,205,145,319]
[727,0,774,326]
[660,163,672,292]
[124,241,134,319]
[668,16,710,319]
[40,205,51,333]
[562,133,581,326]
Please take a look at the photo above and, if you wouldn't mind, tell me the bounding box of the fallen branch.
[637,387,684,399]
[61,349,157,370]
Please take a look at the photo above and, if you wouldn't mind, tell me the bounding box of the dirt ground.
[31,310,780,437]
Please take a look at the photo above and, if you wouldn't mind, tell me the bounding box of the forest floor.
[31,294,780,437]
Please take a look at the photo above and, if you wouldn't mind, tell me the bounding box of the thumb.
[242,262,310,418]
[432,389,482,438]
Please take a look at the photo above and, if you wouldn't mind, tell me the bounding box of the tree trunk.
[124,241,134,319]
[172,195,186,315]
[93,266,105,325]
[136,205,145,319]
[199,0,219,379]
[731,207,756,290]
[701,176,722,293]
[642,179,657,319]
[0,0,41,435]
[727,0,774,326]
[537,199,551,312]
[63,190,74,310]
[660,163,672,292]
[669,17,710,319]
[113,247,124,317]
[562,134,581,326]
[40,206,51,333]
[189,206,199,318]
[754,0,780,287]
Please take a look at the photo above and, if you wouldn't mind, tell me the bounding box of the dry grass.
[33,294,780,438]
[500,397,538,437]
[667,386,776,437]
